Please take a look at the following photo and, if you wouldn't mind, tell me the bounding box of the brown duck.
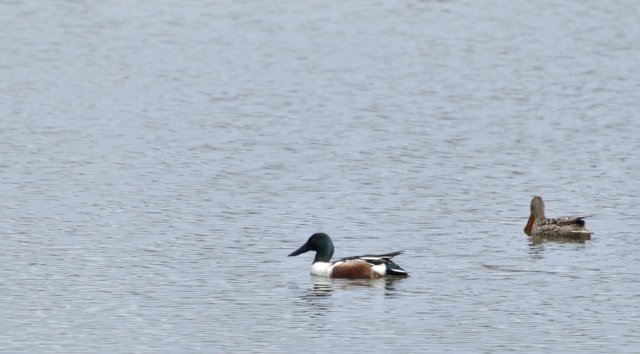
[524,196,591,236]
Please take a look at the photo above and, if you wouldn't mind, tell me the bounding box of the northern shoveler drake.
[288,233,409,278]
[524,196,592,237]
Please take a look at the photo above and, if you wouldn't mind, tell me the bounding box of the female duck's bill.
[524,196,592,237]
[288,232,409,279]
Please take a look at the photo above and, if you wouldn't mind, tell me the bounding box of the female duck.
[288,233,409,278]
[524,196,591,236]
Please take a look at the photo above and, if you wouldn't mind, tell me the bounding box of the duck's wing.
[334,251,409,276]
[548,215,591,226]
[358,251,404,261]
[337,251,404,263]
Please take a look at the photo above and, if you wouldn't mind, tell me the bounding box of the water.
[1,0,640,352]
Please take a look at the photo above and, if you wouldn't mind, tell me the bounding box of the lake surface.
[2,0,640,352]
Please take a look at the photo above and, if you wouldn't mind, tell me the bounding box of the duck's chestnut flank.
[330,262,375,279]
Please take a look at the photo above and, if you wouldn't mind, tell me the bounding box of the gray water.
[2,0,640,352]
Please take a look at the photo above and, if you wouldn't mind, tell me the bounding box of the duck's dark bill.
[288,242,310,257]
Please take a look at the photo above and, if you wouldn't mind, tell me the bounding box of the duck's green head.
[288,232,335,263]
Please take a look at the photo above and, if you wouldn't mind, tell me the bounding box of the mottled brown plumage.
[524,196,591,237]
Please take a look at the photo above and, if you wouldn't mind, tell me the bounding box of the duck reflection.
[528,233,591,245]
[302,275,406,300]
[308,276,334,298]
[295,276,408,321]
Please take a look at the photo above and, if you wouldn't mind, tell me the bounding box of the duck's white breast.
[311,262,332,277]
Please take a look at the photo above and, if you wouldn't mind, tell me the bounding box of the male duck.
[524,196,592,237]
[288,233,409,278]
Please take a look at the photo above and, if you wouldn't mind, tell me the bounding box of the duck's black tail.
[385,262,409,277]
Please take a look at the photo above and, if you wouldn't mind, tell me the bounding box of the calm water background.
[2,0,640,352]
